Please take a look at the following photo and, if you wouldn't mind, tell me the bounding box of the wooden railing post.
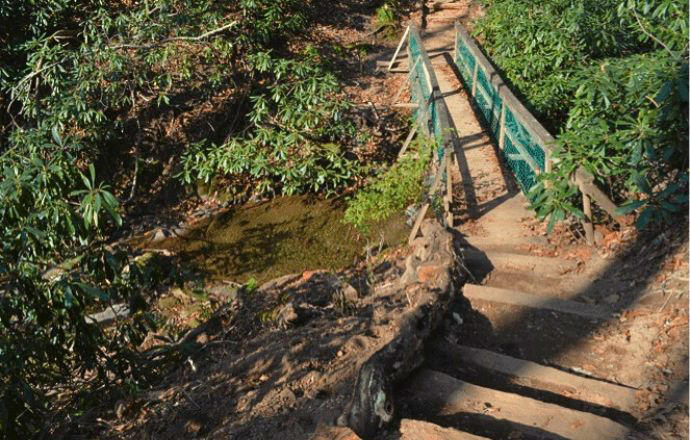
[397,124,418,159]
[498,101,506,151]
[421,62,433,93]
[581,192,594,245]
[388,25,410,71]
[445,151,454,227]
[471,63,479,97]
[575,170,595,245]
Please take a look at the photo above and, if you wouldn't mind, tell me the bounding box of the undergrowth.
[475,0,689,230]
[345,135,432,232]
[0,0,373,436]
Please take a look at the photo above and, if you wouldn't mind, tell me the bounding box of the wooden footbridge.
[366,13,645,440]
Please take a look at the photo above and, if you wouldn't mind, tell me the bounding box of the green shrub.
[376,4,397,28]
[0,0,365,435]
[177,52,362,196]
[0,128,161,436]
[475,0,638,127]
[531,51,688,230]
[345,136,432,232]
[476,0,689,229]
[375,0,409,38]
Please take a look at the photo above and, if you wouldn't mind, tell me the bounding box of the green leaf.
[633,174,652,194]
[616,200,645,215]
[76,283,109,301]
[546,214,557,234]
[79,171,92,190]
[103,201,122,227]
[64,287,74,308]
[569,206,585,219]
[656,81,672,103]
[636,207,654,230]
[660,201,683,213]
[51,126,62,146]
[24,226,47,240]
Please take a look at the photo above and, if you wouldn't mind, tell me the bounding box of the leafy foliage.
[345,136,432,232]
[0,0,368,436]
[0,128,158,436]
[375,0,412,38]
[477,0,688,229]
[178,51,362,196]
[476,0,638,124]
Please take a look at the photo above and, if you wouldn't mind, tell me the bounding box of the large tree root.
[339,221,461,438]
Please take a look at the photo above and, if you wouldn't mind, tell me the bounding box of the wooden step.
[402,369,631,440]
[399,419,489,440]
[458,235,554,255]
[479,270,572,298]
[462,249,579,277]
[428,341,638,413]
[463,284,611,320]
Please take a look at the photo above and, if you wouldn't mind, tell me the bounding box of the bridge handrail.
[405,24,457,242]
[453,22,625,243]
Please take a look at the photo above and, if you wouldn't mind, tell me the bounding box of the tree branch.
[111,21,238,50]
[632,9,674,58]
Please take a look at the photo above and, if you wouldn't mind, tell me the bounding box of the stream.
[150,195,409,283]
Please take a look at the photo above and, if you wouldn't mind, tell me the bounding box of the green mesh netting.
[504,107,545,170]
[476,67,502,136]
[408,30,444,163]
[454,34,545,196]
[456,40,475,89]
[405,28,453,225]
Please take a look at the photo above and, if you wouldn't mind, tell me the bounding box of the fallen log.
[338,220,461,438]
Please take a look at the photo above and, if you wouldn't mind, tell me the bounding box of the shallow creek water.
[153,196,409,283]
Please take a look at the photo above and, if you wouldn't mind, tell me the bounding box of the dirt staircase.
[384,5,645,439]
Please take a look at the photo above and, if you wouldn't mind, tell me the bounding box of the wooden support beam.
[388,25,410,71]
[392,102,419,108]
[398,124,418,158]
[400,419,489,440]
[505,153,520,162]
[574,167,625,224]
[471,62,478,97]
[544,149,552,174]
[582,191,595,245]
[409,163,444,244]
[474,80,490,105]
[463,284,611,320]
[404,369,630,440]
[445,152,453,227]
[498,101,506,150]
[429,341,640,413]
[409,203,430,245]
[504,130,540,175]
[543,148,553,189]
[422,61,433,93]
